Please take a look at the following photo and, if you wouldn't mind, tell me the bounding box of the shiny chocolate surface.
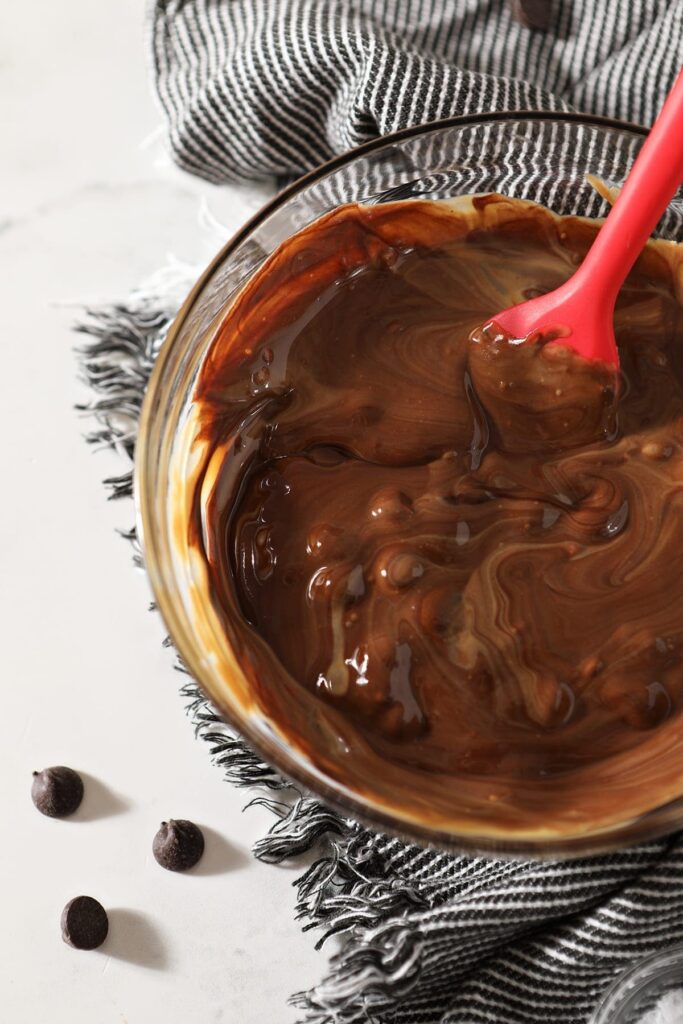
[188,196,683,836]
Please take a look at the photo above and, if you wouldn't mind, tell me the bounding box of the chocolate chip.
[508,0,550,30]
[153,819,205,872]
[61,896,109,950]
[31,766,84,818]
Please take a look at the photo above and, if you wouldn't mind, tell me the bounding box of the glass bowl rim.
[134,110,672,859]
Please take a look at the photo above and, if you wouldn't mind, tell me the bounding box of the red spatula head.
[492,274,619,367]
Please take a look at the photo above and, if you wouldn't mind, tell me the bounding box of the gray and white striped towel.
[81,2,683,1022]
[150,0,681,182]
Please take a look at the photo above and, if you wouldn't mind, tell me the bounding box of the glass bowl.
[135,112,683,857]
[591,946,683,1023]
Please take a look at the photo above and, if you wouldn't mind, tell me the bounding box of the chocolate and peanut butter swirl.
[188,195,683,836]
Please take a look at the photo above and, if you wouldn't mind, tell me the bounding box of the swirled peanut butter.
[184,195,683,840]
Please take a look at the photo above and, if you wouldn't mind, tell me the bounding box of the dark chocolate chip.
[508,0,550,30]
[32,766,84,818]
[61,896,109,950]
[153,819,205,872]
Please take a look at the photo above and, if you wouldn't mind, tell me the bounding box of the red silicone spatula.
[491,69,683,368]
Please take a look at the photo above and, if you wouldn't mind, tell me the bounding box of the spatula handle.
[577,68,683,306]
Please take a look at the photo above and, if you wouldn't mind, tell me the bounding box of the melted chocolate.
[188,196,683,836]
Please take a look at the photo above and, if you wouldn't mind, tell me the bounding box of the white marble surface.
[1,2,323,1020]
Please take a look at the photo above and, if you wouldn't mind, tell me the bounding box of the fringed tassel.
[291,920,425,1023]
[75,302,172,498]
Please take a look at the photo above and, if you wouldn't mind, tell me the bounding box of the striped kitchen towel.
[79,2,683,1022]
[150,0,681,183]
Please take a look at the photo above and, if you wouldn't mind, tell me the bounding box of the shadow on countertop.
[104,908,169,971]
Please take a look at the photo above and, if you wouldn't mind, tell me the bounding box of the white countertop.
[1,2,323,1020]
